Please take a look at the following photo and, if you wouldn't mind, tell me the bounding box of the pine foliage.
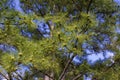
[0,0,120,80]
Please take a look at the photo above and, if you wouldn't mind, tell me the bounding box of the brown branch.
[58,55,75,80]
[12,73,20,80]
[104,62,116,72]
[36,28,44,38]
[71,0,82,12]
[30,69,54,80]
[72,73,83,80]
[8,72,12,80]
[0,22,24,26]
[0,72,9,80]
[33,0,45,17]
[14,72,23,80]
[86,0,93,14]
[0,22,17,25]
[95,10,117,14]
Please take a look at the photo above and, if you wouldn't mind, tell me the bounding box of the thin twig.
[86,0,93,14]
[0,22,23,26]
[0,72,9,80]
[72,74,83,80]
[58,55,75,80]
[14,71,23,80]
[30,69,54,80]
[71,0,82,12]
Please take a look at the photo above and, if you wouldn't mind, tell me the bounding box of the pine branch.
[58,55,75,80]
[0,22,22,26]
[86,0,93,14]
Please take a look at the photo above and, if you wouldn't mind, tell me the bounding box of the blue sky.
[0,0,119,80]
[9,0,115,64]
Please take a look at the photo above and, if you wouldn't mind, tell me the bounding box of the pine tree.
[0,0,120,80]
